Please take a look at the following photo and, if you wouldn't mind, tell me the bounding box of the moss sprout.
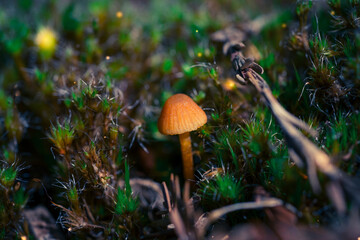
[0,0,360,239]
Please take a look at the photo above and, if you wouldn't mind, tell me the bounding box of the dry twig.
[212,26,360,213]
[224,40,360,213]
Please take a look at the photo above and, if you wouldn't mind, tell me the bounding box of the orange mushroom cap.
[158,94,207,135]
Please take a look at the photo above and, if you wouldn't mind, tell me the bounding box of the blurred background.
[0,0,359,239]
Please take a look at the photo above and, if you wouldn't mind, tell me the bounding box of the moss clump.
[0,0,359,239]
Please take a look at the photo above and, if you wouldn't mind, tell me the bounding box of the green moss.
[0,167,17,187]
[114,187,139,215]
[115,162,138,216]
[216,174,243,201]
[0,0,359,238]
[13,188,27,208]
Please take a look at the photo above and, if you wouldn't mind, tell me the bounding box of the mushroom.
[158,94,207,180]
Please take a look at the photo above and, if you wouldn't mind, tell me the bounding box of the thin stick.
[198,198,283,237]
[162,182,172,213]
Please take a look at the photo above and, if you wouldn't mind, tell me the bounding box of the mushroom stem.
[179,132,194,180]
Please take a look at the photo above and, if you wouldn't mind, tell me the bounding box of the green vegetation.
[0,0,359,239]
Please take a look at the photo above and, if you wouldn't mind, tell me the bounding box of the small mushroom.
[158,94,207,180]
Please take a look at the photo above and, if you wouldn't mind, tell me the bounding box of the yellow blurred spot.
[20,236,27,240]
[35,27,57,52]
[197,52,202,57]
[68,227,72,232]
[223,78,236,91]
[330,10,335,16]
[281,23,287,28]
[195,29,199,33]
[106,56,110,60]
[116,11,123,18]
